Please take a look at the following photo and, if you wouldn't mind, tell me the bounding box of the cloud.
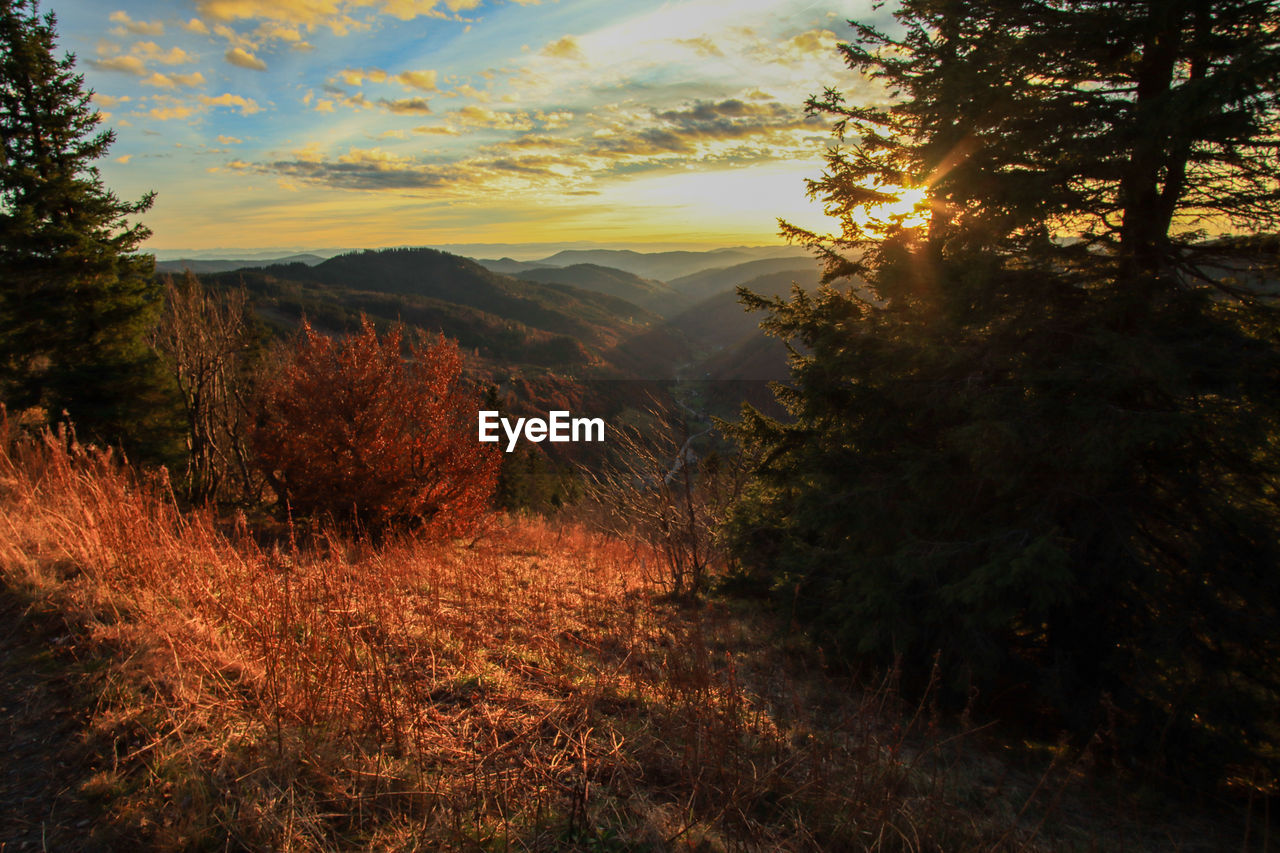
[336,68,437,92]
[200,93,263,114]
[337,68,387,86]
[92,93,132,108]
[225,47,268,70]
[88,55,147,75]
[378,97,432,114]
[217,134,244,144]
[584,98,819,161]
[396,70,438,91]
[451,83,489,102]
[191,0,484,30]
[540,35,583,60]
[252,147,465,190]
[254,22,305,42]
[148,103,196,120]
[109,10,164,36]
[672,36,723,57]
[452,105,535,131]
[184,18,211,34]
[777,28,838,57]
[132,42,196,65]
[142,71,207,89]
[115,154,133,163]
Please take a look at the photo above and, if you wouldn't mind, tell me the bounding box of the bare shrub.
[585,406,747,597]
[148,272,260,503]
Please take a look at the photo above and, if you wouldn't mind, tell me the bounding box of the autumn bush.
[251,318,498,533]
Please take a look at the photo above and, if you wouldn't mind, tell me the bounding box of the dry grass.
[0,421,1234,851]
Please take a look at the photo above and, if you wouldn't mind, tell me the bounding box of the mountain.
[667,258,821,305]
[155,254,326,274]
[473,257,553,275]
[199,246,688,380]
[515,264,679,315]
[534,246,808,281]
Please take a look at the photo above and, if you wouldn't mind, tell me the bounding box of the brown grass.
[0,420,1235,851]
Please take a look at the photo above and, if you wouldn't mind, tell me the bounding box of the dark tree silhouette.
[729,0,1280,782]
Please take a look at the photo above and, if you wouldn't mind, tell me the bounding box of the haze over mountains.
[176,243,824,424]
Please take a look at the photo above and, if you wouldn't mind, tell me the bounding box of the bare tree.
[586,406,747,597]
[149,272,259,503]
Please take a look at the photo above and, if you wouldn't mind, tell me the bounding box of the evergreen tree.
[0,0,175,456]
[729,0,1280,779]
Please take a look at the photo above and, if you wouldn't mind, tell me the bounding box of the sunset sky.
[44,0,880,256]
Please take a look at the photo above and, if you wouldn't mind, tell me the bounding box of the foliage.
[250,317,498,533]
[729,0,1280,781]
[0,0,176,457]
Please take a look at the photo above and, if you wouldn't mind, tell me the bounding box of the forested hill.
[515,264,677,315]
[194,246,689,380]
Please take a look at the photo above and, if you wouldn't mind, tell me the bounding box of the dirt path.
[0,590,98,851]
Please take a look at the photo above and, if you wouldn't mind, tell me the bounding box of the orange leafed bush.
[251,318,498,533]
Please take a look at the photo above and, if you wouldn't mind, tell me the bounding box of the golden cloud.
[396,70,438,91]
[132,42,196,65]
[108,10,164,36]
[88,55,147,75]
[142,71,207,89]
[225,47,269,70]
[453,105,534,131]
[200,93,263,114]
[672,36,723,57]
[148,103,196,120]
[540,35,583,60]
[337,68,388,86]
[192,0,484,30]
[379,97,432,114]
[92,93,132,108]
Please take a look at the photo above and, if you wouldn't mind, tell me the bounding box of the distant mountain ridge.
[515,264,677,315]
[532,247,809,281]
[197,246,688,381]
[156,254,326,274]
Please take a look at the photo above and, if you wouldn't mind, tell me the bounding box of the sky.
[44,0,885,256]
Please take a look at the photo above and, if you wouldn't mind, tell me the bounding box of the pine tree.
[0,0,175,456]
[729,0,1280,779]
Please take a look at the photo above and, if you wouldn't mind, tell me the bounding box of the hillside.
[667,257,821,305]
[516,263,679,315]
[0,421,1249,852]
[200,247,686,377]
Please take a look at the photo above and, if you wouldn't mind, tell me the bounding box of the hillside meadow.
[0,416,1260,851]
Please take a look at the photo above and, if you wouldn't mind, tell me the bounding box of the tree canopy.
[729,0,1280,783]
[0,0,175,456]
